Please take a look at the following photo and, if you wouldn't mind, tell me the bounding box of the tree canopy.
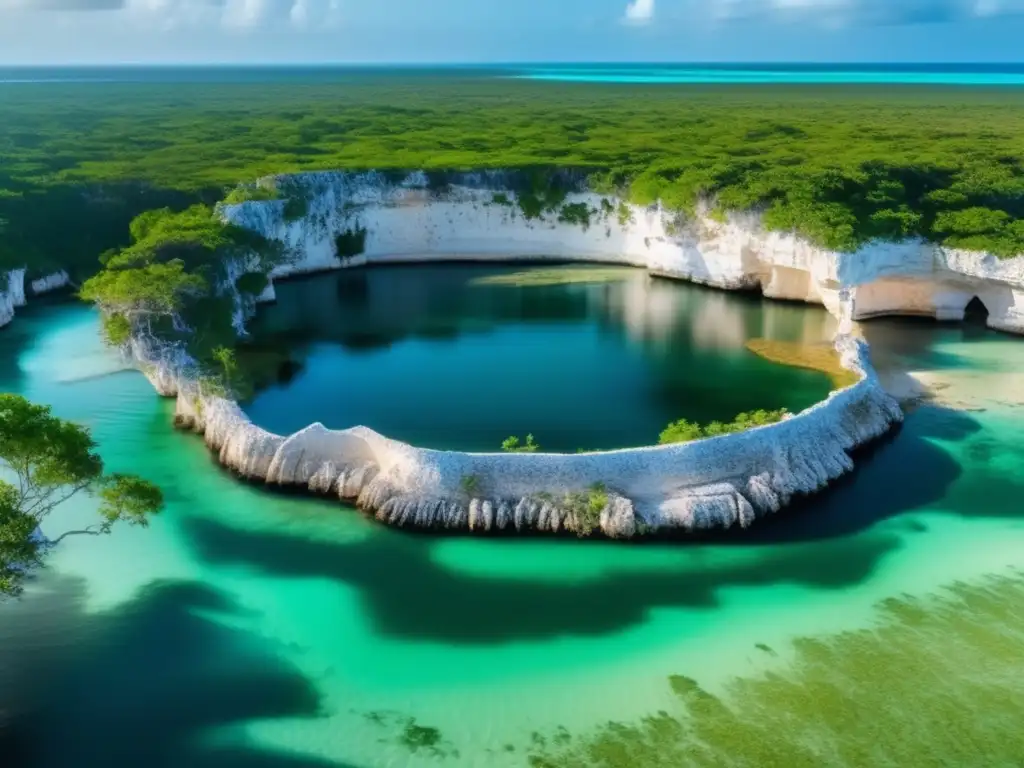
[2,78,1024,280]
[79,205,281,375]
[659,409,791,445]
[0,393,164,598]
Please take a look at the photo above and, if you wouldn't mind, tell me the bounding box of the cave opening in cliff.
[964,296,990,325]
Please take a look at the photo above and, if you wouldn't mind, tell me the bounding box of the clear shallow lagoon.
[2,272,1024,767]
[510,63,1024,85]
[5,63,1024,86]
[243,265,835,451]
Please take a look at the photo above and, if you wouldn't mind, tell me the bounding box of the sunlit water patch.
[2,282,1024,767]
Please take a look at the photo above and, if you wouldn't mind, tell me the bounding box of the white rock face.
[30,270,71,296]
[133,169,916,537]
[161,335,900,538]
[1,269,71,329]
[0,269,26,329]
[126,167,1024,537]
[222,171,1024,335]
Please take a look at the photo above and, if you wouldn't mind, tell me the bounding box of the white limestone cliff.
[162,334,900,537]
[222,171,1024,336]
[1,269,73,329]
[0,269,26,329]
[119,168,1024,537]
[30,270,71,296]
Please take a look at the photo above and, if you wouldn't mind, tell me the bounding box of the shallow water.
[2,275,1024,767]
[244,264,835,451]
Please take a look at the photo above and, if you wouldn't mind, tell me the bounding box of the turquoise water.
[2,276,1024,766]
[511,64,1024,85]
[244,265,834,451]
[4,63,1024,86]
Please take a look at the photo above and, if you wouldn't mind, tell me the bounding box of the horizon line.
[3,60,1024,68]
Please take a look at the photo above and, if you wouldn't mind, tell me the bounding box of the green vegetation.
[557,202,593,228]
[659,409,790,445]
[561,483,610,537]
[363,711,459,760]
[334,225,368,260]
[502,434,540,453]
[222,184,280,205]
[526,573,1024,767]
[79,205,282,389]
[3,78,1024,289]
[0,394,163,598]
[281,195,308,222]
[460,474,480,497]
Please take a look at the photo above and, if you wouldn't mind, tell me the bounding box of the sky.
[2,0,1024,65]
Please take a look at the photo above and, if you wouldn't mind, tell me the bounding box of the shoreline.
[143,252,903,539]
[35,170,1024,538]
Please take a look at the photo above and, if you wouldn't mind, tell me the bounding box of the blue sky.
[1,0,1024,65]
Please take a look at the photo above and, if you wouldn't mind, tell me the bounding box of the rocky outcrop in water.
[149,319,900,538]
[0,269,27,329]
[1,269,75,329]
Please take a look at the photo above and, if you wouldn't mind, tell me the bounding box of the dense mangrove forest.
[3,77,1024,288]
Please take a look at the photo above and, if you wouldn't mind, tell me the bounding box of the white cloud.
[710,0,1024,25]
[3,0,340,28]
[624,0,655,25]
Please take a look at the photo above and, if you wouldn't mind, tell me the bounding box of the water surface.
[5,63,1024,86]
[2,283,1024,767]
[244,264,835,451]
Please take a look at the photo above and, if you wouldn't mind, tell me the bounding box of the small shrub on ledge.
[659,409,790,445]
[502,434,540,453]
[335,226,368,260]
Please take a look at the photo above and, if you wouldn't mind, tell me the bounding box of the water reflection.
[244,265,836,450]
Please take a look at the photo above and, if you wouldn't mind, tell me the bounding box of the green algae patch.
[363,710,460,759]
[526,571,1024,767]
[746,338,859,390]
[470,267,636,288]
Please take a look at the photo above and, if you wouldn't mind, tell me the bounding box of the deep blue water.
[3,62,1024,85]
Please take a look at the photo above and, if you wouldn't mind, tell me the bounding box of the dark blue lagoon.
[242,264,837,451]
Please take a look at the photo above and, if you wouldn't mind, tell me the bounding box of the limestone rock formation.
[222,172,1024,336]
[118,168,1024,537]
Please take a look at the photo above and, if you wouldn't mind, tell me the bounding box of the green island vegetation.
[745,338,860,389]
[0,393,164,598]
[523,572,1024,767]
[502,434,541,453]
[659,409,791,444]
[78,204,284,392]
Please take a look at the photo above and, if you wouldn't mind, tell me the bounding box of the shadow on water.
[174,402,1009,648]
[0,577,352,768]
[0,310,43,391]
[722,403,986,545]
[182,514,902,644]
